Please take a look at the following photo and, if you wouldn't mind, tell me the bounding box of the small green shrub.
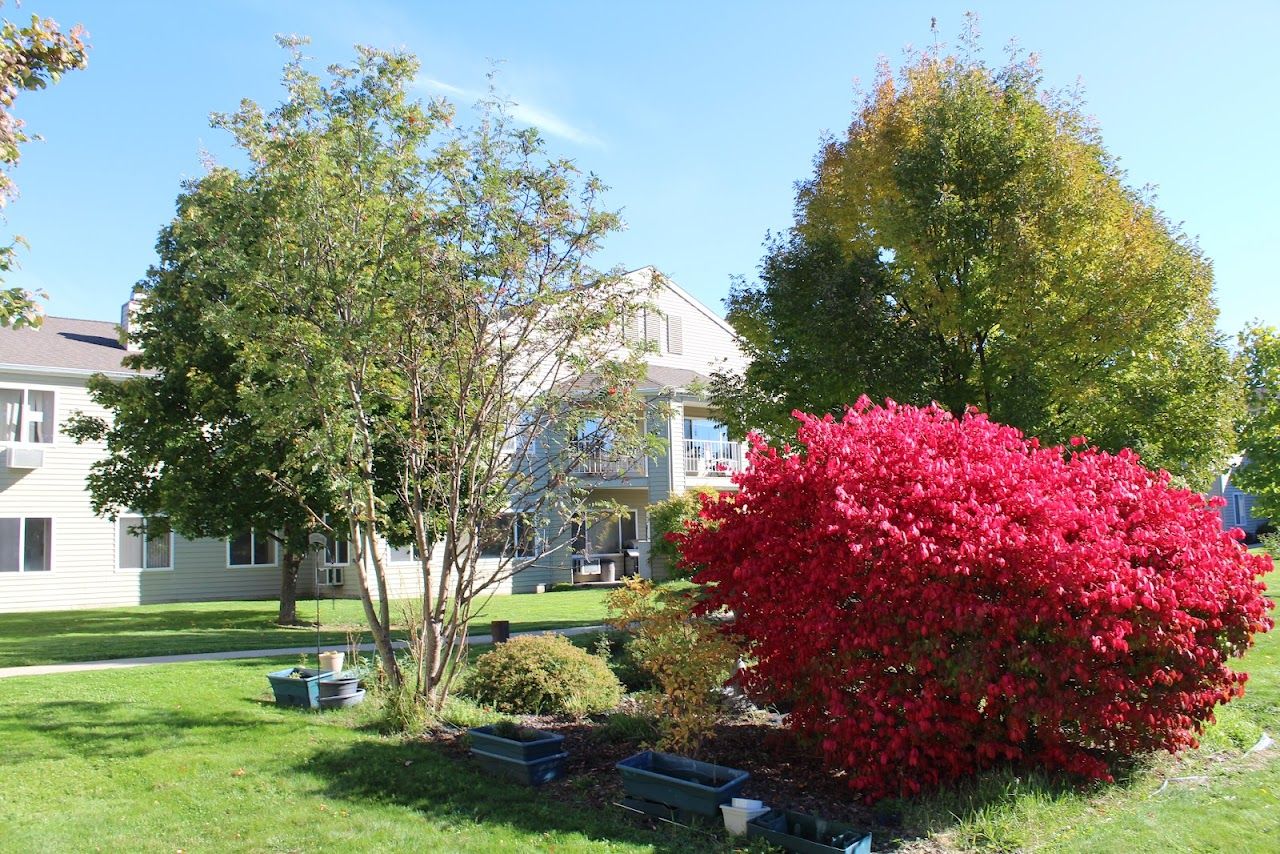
[595,710,660,745]
[607,578,740,753]
[586,629,657,692]
[461,634,623,716]
[647,487,723,577]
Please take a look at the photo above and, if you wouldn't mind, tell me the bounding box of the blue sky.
[7,1,1277,339]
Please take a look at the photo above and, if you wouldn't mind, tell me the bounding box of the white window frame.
[227,529,278,568]
[512,513,540,560]
[0,384,57,445]
[387,541,417,564]
[0,516,54,573]
[1233,493,1247,526]
[117,515,175,572]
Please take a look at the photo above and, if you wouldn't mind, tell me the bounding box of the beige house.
[0,269,744,613]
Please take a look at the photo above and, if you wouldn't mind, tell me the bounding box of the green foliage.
[192,39,651,701]
[606,577,739,753]
[713,26,1240,489]
[646,487,722,576]
[461,634,624,716]
[593,710,660,745]
[586,629,656,692]
[62,171,337,625]
[1236,324,1280,521]
[0,7,88,327]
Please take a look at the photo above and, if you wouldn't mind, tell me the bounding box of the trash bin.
[490,620,511,644]
[599,558,617,582]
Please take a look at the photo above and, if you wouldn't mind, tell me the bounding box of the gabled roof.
[0,316,133,375]
[625,266,737,339]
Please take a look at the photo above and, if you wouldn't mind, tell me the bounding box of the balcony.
[572,446,649,479]
[683,439,744,478]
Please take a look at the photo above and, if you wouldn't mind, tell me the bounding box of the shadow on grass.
[877,760,1144,848]
[299,739,719,853]
[0,698,294,762]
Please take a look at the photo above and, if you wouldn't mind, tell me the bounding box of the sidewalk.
[0,623,606,679]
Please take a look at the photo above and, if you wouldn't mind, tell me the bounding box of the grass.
[881,566,1280,851]
[0,587,613,667]
[0,656,723,853]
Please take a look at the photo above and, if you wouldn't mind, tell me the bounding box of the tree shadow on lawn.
[876,758,1149,847]
[299,739,724,853]
[0,698,296,762]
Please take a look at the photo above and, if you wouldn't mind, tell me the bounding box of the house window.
[1233,493,1248,526]
[324,533,349,565]
[119,515,172,570]
[388,542,416,563]
[0,388,54,443]
[228,530,275,567]
[479,513,539,559]
[0,517,52,572]
[684,417,728,443]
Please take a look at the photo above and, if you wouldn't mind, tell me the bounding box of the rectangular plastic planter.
[615,750,749,817]
[471,747,569,786]
[266,668,333,709]
[468,725,565,762]
[747,809,872,854]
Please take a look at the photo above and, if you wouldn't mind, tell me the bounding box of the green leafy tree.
[1235,325,1280,521]
[0,4,87,326]
[64,169,334,626]
[646,486,722,578]
[203,41,649,705]
[714,24,1240,489]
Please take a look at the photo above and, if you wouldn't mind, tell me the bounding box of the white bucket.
[720,802,769,836]
[318,651,345,675]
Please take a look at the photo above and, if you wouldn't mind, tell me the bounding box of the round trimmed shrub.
[461,634,623,716]
[678,398,1273,801]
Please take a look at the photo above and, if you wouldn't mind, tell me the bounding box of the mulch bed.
[421,708,947,851]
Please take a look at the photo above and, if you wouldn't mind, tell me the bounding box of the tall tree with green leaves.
[203,41,649,705]
[713,26,1240,489]
[64,169,334,626]
[1234,324,1280,521]
[0,4,87,327]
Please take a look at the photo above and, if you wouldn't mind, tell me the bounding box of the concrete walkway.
[0,623,607,679]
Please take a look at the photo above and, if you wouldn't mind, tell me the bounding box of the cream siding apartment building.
[0,270,744,613]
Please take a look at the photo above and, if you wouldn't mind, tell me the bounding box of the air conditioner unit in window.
[4,447,44,469]
[317,564,344,587]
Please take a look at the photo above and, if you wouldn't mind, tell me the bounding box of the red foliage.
[676,398,1273,801]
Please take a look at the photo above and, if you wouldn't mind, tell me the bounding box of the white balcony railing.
[573,446,649,478]
[683,439,743,477]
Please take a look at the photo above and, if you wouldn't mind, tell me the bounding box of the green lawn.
[0,657,719,853]
[888,568,1280,851]
[0,588,613,667]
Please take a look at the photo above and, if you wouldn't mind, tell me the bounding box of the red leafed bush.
[676,398,1273,801]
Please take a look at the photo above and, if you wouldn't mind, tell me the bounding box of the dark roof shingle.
[0,316,132,373]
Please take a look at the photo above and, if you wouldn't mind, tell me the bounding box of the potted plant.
[615,750,748,817]
[747,809,872,854]
[266,658,333,709]
[468,721,569,786]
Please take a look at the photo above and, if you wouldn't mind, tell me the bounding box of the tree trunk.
[278,546,302,626]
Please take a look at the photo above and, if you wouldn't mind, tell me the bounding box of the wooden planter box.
[266,668,333,709]
[615,750,748,817]
[747,809,872,854]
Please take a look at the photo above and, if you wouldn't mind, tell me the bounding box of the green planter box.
[266,668,333,709]
[747,809,872,854]
[468,726,565,762]
[471,747,569,786]
[615,750,748,817]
